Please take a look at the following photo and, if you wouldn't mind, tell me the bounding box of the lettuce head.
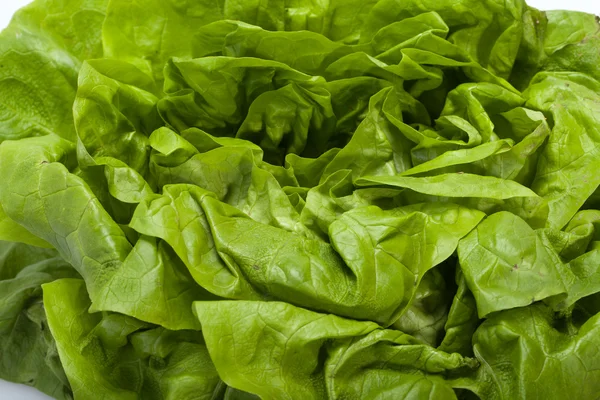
[1,0,600,399]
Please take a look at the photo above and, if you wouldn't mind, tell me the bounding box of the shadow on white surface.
[0,380,52,400]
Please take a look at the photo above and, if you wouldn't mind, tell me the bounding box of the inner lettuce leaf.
[1,0,600,399]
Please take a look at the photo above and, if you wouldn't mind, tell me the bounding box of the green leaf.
[43,279,224,399]
[356,173,539,199]
[194,300,478,400]
[543,11,600,81]
[458,212,568,317]
[0,204,51,248]
[0,241,78,399]
[0,135,211,330]
[0,0,108,143]
[102,0,225,85]
[526,72,600,229]
[438,268,480,356]
[391,267,453,347]
[194,300,378,399]
[466,304,600,399]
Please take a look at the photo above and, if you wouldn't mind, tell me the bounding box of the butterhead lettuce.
[1,0,600,399]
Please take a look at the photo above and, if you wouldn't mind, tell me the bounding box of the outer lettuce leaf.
[101,0,380,85]
[542,11,600,81]
[0,204,51,248]
[101,0,225,86]
[458,212,568,317]
[0,241,78,399]
[458,211,600,317]
[0,135,213,330]
[525,72,600,229]
[194,300,378,400]
[326,329,478,400]
[0,0,108,143]
[224,0,380,42]
[194,300,478,400]
[43,279,224,400]
[465,304,600,400]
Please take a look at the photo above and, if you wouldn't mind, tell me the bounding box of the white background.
[0,0,599,399]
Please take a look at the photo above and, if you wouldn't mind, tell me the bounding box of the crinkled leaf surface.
[464,304,600,400]
[43,279,226,400]
[194,300,478,400]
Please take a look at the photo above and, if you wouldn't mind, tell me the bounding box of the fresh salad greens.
[1,0,600,399]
